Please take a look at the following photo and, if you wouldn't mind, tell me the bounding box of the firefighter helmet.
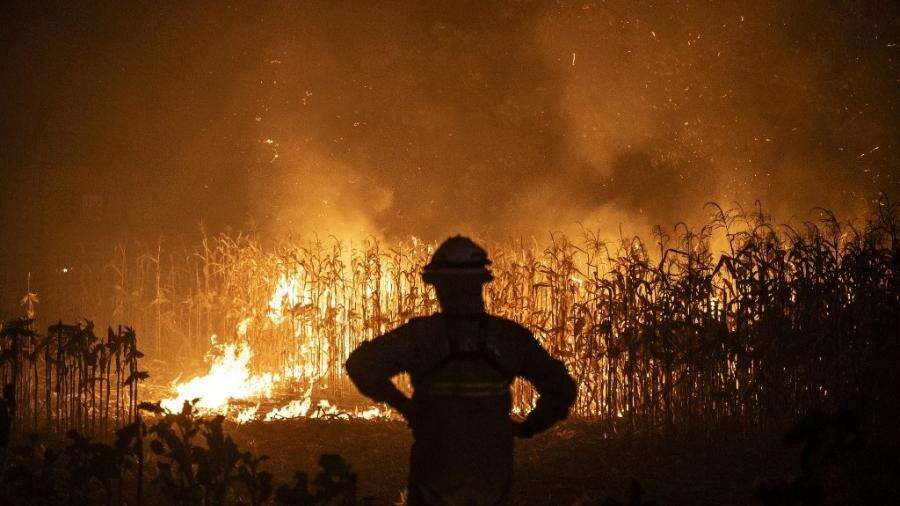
[422,236,493,284]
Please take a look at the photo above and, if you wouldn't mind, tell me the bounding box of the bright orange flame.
[161,268,393,422]
[160,336,276,414]
[267,271,306,324]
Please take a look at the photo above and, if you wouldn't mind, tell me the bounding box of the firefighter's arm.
[345,325,415,419]
[514,332,577,438]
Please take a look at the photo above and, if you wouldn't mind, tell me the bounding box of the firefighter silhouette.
[346,236,577,505]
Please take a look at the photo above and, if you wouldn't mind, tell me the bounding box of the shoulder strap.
[418,314,512,383]
[473,315,513,379]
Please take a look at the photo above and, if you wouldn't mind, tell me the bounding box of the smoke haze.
[1,1,897,298]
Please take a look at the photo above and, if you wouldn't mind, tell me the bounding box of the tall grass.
[0,320,145,437]
[13,198,899,433]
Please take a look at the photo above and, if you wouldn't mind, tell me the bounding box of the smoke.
[1,0,897,283]
[249,2,563,239]
[244,0,897,241]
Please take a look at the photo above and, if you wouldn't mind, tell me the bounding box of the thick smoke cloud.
[252,2,565,238]
[249,1,898,238]
[1,0,897,298]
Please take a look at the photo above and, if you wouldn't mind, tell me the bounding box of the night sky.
[1,1,897,303]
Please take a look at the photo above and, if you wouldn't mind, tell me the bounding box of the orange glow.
[161,266,394,422]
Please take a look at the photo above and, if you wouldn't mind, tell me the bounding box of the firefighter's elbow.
[549,359,577,410]
[540,362,576,418]
[561,373,578,410]
[344,349,365,384]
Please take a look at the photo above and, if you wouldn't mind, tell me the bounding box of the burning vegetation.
[2,1,897,503]
[3,198,896,434]
[0,199,896,504]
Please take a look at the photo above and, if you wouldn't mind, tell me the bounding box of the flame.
[160,336,276,414]
[267,271,306,324]
[236,405,260,424]
[264,398,312,420]
[356,405,389,420]
[160,267,393,422]
[160,334,390,422]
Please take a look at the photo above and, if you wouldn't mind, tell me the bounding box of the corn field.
[10,198,899,433]
[0,320,146,437]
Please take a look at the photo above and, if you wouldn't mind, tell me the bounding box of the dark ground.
[225,418,900,505]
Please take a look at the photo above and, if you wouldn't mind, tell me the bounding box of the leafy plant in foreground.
[147,399,273,505]
[275,453,369,506]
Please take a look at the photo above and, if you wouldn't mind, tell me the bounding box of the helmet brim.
[421,269,493,285]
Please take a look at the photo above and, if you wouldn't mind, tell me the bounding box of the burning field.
[8,200,895,428]
[1,198,898,504]
[1,0,898,504]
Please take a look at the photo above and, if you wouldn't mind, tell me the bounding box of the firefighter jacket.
[345,312,577,505]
